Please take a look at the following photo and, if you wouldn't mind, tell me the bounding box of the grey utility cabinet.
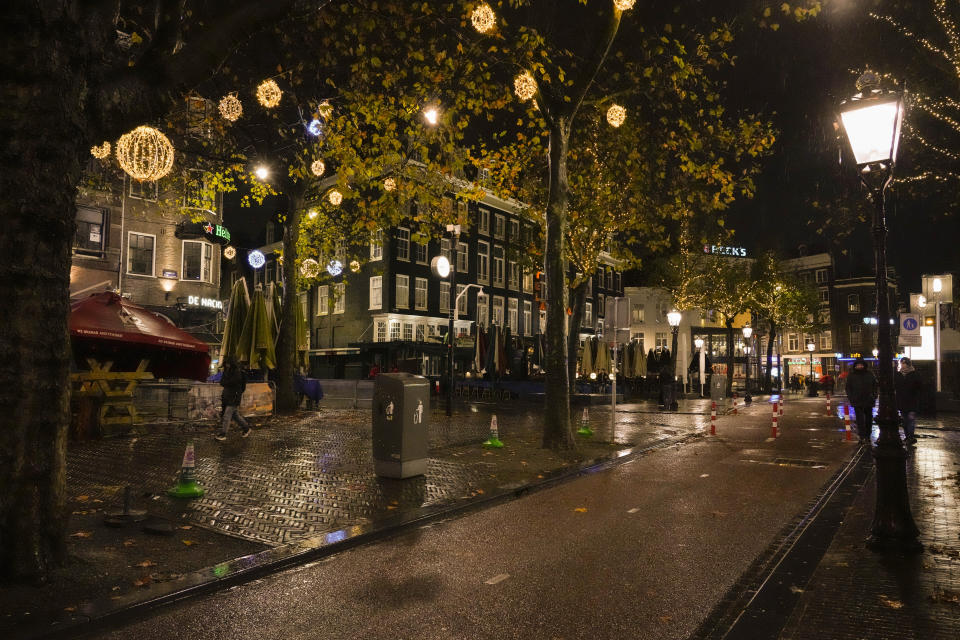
[372,373,429,478]
[710,374,727,403]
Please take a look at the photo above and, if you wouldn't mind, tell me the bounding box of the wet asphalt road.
[87,397,856,640]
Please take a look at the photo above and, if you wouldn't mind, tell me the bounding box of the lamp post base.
[867,436,922,554]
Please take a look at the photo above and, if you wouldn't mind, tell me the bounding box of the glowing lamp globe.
[300,258,320,278]
[589,372,597,380]
[327,259,343,277]
[349,260,361,273]
[307,209,318,219]
[90,141,111,159]
[311,159,325,177]
[694,337,704,349]
[742,326,753,339]
[514,72,537,102]
[223,246,236,260]
[328,189,343,206]
[116,126,174,181]
[218,94,242,122]
[383,177,396,191]
[248,250,266,269]
[807,341,816,353]
[838,74,904,167]
[255,166,269,181]
[606,104,626,128]
[471,3,496,33]
[667,310,682,327]
[256,79,282,108]
[431,255,451,279]
[423,107,440,126]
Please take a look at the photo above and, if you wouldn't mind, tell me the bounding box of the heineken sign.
[175,221,231,246]
[704,244,748,258]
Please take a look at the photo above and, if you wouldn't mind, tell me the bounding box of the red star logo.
[203,222,214,234]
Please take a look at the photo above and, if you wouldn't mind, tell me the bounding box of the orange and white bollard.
[732,392,738,415]
[711,401,717,435]
[771,400,779,438]
[826,392,832,416]
[844,404,852,442]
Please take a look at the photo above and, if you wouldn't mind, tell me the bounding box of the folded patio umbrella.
[295,290,309,369]
[220,278,250,364]
[580,337,594,375]
[237,287,277,370]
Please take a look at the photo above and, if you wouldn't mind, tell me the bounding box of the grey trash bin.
[710,374,727,403]
[372,373,429,478]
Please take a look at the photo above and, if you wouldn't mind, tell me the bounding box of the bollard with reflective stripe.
[771,400,779,439]
[826,392,832,416]
[844,404,852,442]
[711,401,717,435]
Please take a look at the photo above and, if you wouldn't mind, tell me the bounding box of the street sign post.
[898,313,921,347]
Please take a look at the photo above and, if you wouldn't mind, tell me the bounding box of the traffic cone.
[483,414,504,448]
[710,401,717,435]
[844,405,852,442]
[577,407,594,437]
[771,401,779,439]
[168,441,204,498]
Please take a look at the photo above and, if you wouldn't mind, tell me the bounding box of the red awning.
[70,292,211,380]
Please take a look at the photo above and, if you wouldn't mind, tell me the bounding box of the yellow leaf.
[70,531,92,538]
[573,507,588,513]
[135,560,157,568]
[181,539,195,546]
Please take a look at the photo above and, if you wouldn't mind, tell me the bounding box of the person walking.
[895,357,922,446]
[217,358,250,441]
[845,357,878,444]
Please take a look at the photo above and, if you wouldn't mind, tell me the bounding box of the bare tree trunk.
[765,320,776,393]
[542,121,574,450]
[275,187,304,414]
[567,280,589,394]
[725,318,735,396]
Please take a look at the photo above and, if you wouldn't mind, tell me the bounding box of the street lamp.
[806,339,817,397]
[694,336,705,398]
[431,224,460,416]
[667,310,682,410]
[922,274,953,392]
[838,70,919,551]
[742,326,753,404]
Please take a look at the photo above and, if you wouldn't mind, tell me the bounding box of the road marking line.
[627,508,639,513]
[485,573,510,585]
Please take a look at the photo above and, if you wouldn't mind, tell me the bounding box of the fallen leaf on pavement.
[111,586,121,592]
[789,585,804,594]
[386,505,397,510]
[70,531,92,538]
[134,560,157,568]
[64,607,76,613]
[711,511,727,518]
[75,495,89,502]
[699,474,709,478]
[930,589,960,605]
[181,540,195,546]
[573,507,588,513]
[475,489,484,494]
[879,595,904,609]
[658,615,673,624]
[133,578,151,588]
[123,539,135,547]
[179,525,193,530]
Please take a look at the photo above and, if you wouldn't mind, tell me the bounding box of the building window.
[376,320,387,342]
[416,323,425,341]
[415,277,428,310]
[849,324,862,347]
[441,238,452,263]
[370,229,383,260]
[655,300,667,322]
[508,298,518,332]
[396,274,409,309]
[478,208,490,234]
[182,240,214,283]
[128,179,158,201]
[440,282,450,312]
[395,227,410,261]
[390,320,401,341]
[316,285,329,315]
[788,333,799,351]
[523,301,532,336]
[847,294,860,314]
[456,284,467,317]
[819,288,830,305]
[477,293,489,328]
[584,302,593,327]
[508,261,520,289]
[597,294,605,318]
[493,296,504,326]
[458,200,469,221]
[369,276,382,310]
[493,246,505,286]
[509,219,520,242]
[75,207,106,255]
[403,322,413,341]
[656,332,669,349]
[414,240,428,265]
[614,272,621,293]
[494,214,505,239]
[820,330,831,351]
[632,304,645,323]
[523,270,533,293]
[815,268,828,284]
[539,309,547,333]
[477,240,489,284]
[333,283,345,314]
[457,240,468,273]
[127,232,155,276]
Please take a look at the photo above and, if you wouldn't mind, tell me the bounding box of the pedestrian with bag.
[845,357,878,444]
[895,357,922,446]
[217,357,250,441]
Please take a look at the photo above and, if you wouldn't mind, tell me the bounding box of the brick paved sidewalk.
[780,420,960,639]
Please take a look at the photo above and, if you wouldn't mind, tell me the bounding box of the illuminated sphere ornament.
[613,0,636,10]
[115,126,175,182]
[327,259,343,277]
[306,118,322,136]
[218,94,242,122]
[349,260,361,273]
[223,246,237,260]
[255,166,269,181]
[256,79,282,108]
[308,209,318,219]
[471,3,496,33]
[300,258,320,278]
[383,177,396,191]
[514,72,537,102]
[606,104,626,128]
[310,159,325,177]
[248,250,266,269]
[90,141,111,159]
[328,189,343,206]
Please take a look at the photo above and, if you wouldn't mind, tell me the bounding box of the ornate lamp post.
[695,336,705,398]
[742,326,753,404]
[806,339,818,397]
[838,71,919,551]
[431,224,460,416]
[667,310,682,411]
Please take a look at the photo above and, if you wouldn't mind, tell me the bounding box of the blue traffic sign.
[902,317,918,331]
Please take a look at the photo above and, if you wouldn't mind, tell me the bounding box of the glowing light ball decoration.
[318,100,333,119]
[606,104,626,128]
[300,258,320,278]
[310,159,325,177]
[255,166,269,181]
[90,141,111,159]
[306,118,322,136]
[327,259,343,277]
[248,250,266,269]
[613,0,636,10]
[308,209,318,219]
[223,246,237,260]
[328,189,343,206]
[471,3,496,33]
[349,260,361,273]
[218,94,242,122]
[116,126,175,182]
[514,72,537,102]
[256,79,282,108]
[383,177,396,191]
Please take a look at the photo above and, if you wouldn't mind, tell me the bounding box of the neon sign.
[704,244,748,257]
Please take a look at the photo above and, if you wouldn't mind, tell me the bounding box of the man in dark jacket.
[217,358,250,441]
[895,357,922,445]
[845,357,877,444]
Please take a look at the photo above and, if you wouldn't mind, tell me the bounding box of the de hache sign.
[704,244,748,258]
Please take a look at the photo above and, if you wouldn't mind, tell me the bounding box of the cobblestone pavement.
[780,414,960,639]
[66,400,711,547]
